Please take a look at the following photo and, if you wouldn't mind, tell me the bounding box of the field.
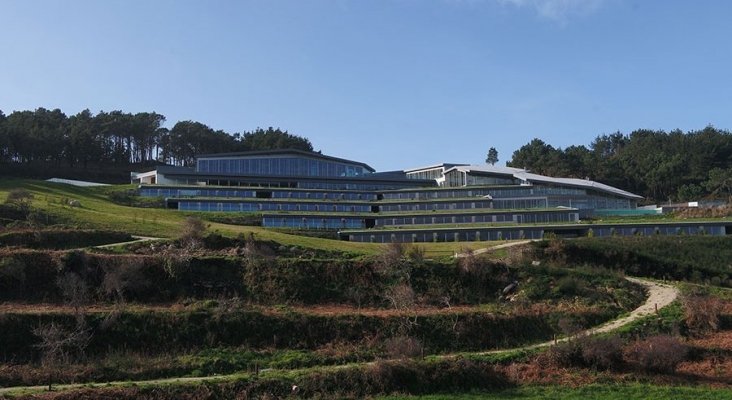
[2,179,732,399]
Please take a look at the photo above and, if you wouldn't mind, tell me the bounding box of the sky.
[1,0,731,171]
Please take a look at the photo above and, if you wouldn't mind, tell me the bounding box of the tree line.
[507,126,732,203]
[0,108,313,168]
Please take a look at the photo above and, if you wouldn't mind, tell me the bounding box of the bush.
[683,295,723,337]
[625,335,689,373]
[540,335,625,371]
[298,359,509,398]
[553,276,584,297]
[5,188,33,205]
[384,336,422,359]
[533,236,732,287]
[540,340,584,368]
[0,229,132,249]
[581,336,624,370]
[0,257,26,289]
[179,217,206,248]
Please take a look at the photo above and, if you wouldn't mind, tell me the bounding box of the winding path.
[0,277,679,396]
[474,277,678,355]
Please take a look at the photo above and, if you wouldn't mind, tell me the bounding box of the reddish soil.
[496,301,732,389]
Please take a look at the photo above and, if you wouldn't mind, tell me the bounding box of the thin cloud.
[498,0,606,23]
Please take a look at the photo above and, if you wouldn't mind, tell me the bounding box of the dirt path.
[92,235,163,249]
[472,277,679,355]
[0,277,679,397]
[453,239,536,258]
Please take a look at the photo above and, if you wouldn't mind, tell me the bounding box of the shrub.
[457,248,479,274]
[101,259,150,302]
[5,188,33,206]
[406,245,425,264]
[553,276,584,297]
[0,257,26,287]
[540,340,584,368]
[374,242,410,282]
[384,336,422,359]
[625,335,689,373]
[581,336,624,370]
[179,217,206,248]
[541,335,625,371]
[683,295,723,337]
[384,283,416,311]
[57,272,90,312]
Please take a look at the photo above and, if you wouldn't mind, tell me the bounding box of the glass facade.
[492,198,549,209]
[262,215,365,229]
[140,185,380,201]
[375,210,578,227]
[406,168,445,181]
[382,187,495,200]
[296,181,425,191]
[348,228,546,243]
[379,200,492,212]
[138,152,647,238]
[346,223,728,243]
[177,200,372,213]
[465,174,518,186]
[197,156,367,177]
[140,187,256,198]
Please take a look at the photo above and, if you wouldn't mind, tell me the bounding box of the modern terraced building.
[132,149,732,242]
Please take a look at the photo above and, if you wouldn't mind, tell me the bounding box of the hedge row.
[0,307,614,361]
[0,250,518,305]
[12,359,511,399]
[534,236,732,286]
[0,249,641,308]
[0,229,132,249]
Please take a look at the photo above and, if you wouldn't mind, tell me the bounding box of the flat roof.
[195,149,375,172]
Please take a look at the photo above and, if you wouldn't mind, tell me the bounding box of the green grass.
[0,179,376,252]
[379,384,732,399]
[0,179,507,257]
[678,282,732,300]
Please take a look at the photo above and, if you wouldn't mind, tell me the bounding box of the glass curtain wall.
[197,157,367,177]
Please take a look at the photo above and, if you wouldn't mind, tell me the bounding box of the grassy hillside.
[0,179,502,256]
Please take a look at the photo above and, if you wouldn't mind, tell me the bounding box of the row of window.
[405,168,444,181]
[140,188,257,198]
[381,187,494,200]
[177,201,372,213]
[262,216,366,229]
[492,198,549,209]
[347,224,727,243]
[349,229,545,243]
[140,187,379,201]
[546,196,632,210]
[379,200,493,212]
[297,181,423,191]
[197,157,368,177]
[271,191,377,201]
[464,174,518,186]
[376,211,578,227]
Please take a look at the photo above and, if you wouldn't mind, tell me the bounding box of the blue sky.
[1,0,731,171]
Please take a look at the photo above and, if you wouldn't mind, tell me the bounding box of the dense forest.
[2,108,731,202]
[508,127,732,203]
[0,108,312,174]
